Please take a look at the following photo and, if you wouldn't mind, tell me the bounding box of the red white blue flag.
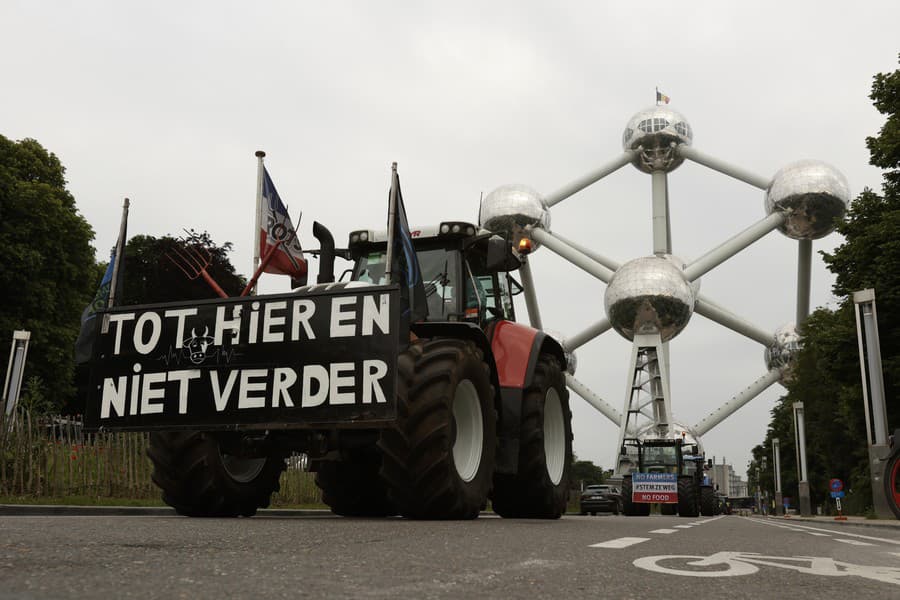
[259,167,307,283]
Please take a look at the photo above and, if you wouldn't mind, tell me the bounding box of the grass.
[0,495,166,507]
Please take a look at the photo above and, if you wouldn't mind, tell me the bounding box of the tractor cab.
[347,222,523,327]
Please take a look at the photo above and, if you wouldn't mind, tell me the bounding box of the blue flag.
[74,248,117,364]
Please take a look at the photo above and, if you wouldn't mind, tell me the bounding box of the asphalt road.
[2,512,899,599]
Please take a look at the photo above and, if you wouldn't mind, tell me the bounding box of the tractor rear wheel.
[378,338,496,519]
[677,476,700,518]
[147,431,285,517]
[492,354,573,519]
[660,503,677,515]
[700,485,717,516]
[315,447,396,517]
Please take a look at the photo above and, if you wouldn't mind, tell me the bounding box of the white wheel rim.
[543,388,565,485]
[452,379,484,483]
[221,453,266,483]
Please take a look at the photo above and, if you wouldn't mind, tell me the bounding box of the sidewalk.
[0,504,331,517]
[761,513,900,531]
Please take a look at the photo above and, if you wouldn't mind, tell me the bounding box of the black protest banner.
[84,285,399,431]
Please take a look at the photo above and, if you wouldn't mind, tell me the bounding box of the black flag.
[388,169,427,331]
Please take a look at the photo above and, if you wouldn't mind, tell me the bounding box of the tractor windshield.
[354,247,460,320]
[642,444,678,473]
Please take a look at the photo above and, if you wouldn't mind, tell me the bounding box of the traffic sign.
[829,478,843,492]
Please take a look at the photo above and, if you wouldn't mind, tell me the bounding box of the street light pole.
[773,438,783,516]
[793,402,812,516]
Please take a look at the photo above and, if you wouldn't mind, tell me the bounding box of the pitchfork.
[165,240,229,298]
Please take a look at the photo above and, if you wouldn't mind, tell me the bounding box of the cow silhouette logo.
[183,327,215,365]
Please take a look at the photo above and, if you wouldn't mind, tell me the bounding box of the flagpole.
[102,197,129,333]
[385,162,399,285]
[253,150,266,295]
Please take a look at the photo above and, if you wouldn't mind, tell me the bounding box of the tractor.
[83,220,574,520]
[620,436,716,517]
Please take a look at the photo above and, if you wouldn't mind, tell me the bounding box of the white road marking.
[674,525,693,529]
[688,522,705,525]
[806,532,830,537]
[590,537,650,549]
[649,529,679,534]
[835,539,876,546]
[748,518,900,546]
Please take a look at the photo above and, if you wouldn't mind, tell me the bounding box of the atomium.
[483,101,848,475]
[478,184,550,248]
[765,160,850,240]
[604,255,695,342]
[765,323,802,382]
[622,105,693,173]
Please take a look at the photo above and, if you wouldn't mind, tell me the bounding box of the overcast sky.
[3,1,898,480]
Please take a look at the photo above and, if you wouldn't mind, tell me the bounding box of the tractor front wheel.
[147,431,285,517]
[378,338,496,519]
[315,446,396,517]
[677,476,700,518]
[700,485,717,517]
[492,354,573,519]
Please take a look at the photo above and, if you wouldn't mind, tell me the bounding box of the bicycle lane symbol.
[633,551,900,585]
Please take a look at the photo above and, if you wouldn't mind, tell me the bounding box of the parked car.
[579,484,622,515]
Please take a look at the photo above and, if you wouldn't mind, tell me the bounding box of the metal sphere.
[765,323,802,382]
[478,184,550,248]
[622,106,693,173]
[544,329,577,375]
[765,160,850,240]
[636,420,703,450]
[604,255,695,342]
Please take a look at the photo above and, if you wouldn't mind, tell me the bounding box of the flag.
[656,89,671,105]
[388,168,427,329]
[259,167,308,284]
[74,248,117,364]
[74,198,128,365]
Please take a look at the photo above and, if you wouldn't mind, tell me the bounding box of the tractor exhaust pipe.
[313,221,335,284]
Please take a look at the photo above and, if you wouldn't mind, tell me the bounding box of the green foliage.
[121,229,246,304]
[570,454,606,486]
[18,376,54,416]
[754,56,900,514]
[0,136,96,409]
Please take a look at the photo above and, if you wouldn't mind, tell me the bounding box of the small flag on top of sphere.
[656,88,671,105]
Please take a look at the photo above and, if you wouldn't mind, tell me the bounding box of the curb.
[0,504,332,517]
[762,514,900,531]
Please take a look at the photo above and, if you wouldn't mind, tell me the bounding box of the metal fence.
[0,411,322,507]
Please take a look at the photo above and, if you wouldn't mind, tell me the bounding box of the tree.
[0,136,97,410]
[121,230,246,304]
[755,55,900,513]
[570,454,606,487]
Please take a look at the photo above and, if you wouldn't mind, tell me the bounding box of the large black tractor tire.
[622,476,650,516]
[377,338,497,520]
[700,485,717,517]
[660,503,677,515]
[147,431,285,517]
[884,438,900,519]
[492,354,573,519]
[677,476,700,518]
[315,447,396,517]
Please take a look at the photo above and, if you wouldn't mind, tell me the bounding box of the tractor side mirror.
[485,235,511,272]
[707,459,713,468]
[620,445,627,456]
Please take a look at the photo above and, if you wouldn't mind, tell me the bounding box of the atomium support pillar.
[614,333,672,475]
[518,258,543,330]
